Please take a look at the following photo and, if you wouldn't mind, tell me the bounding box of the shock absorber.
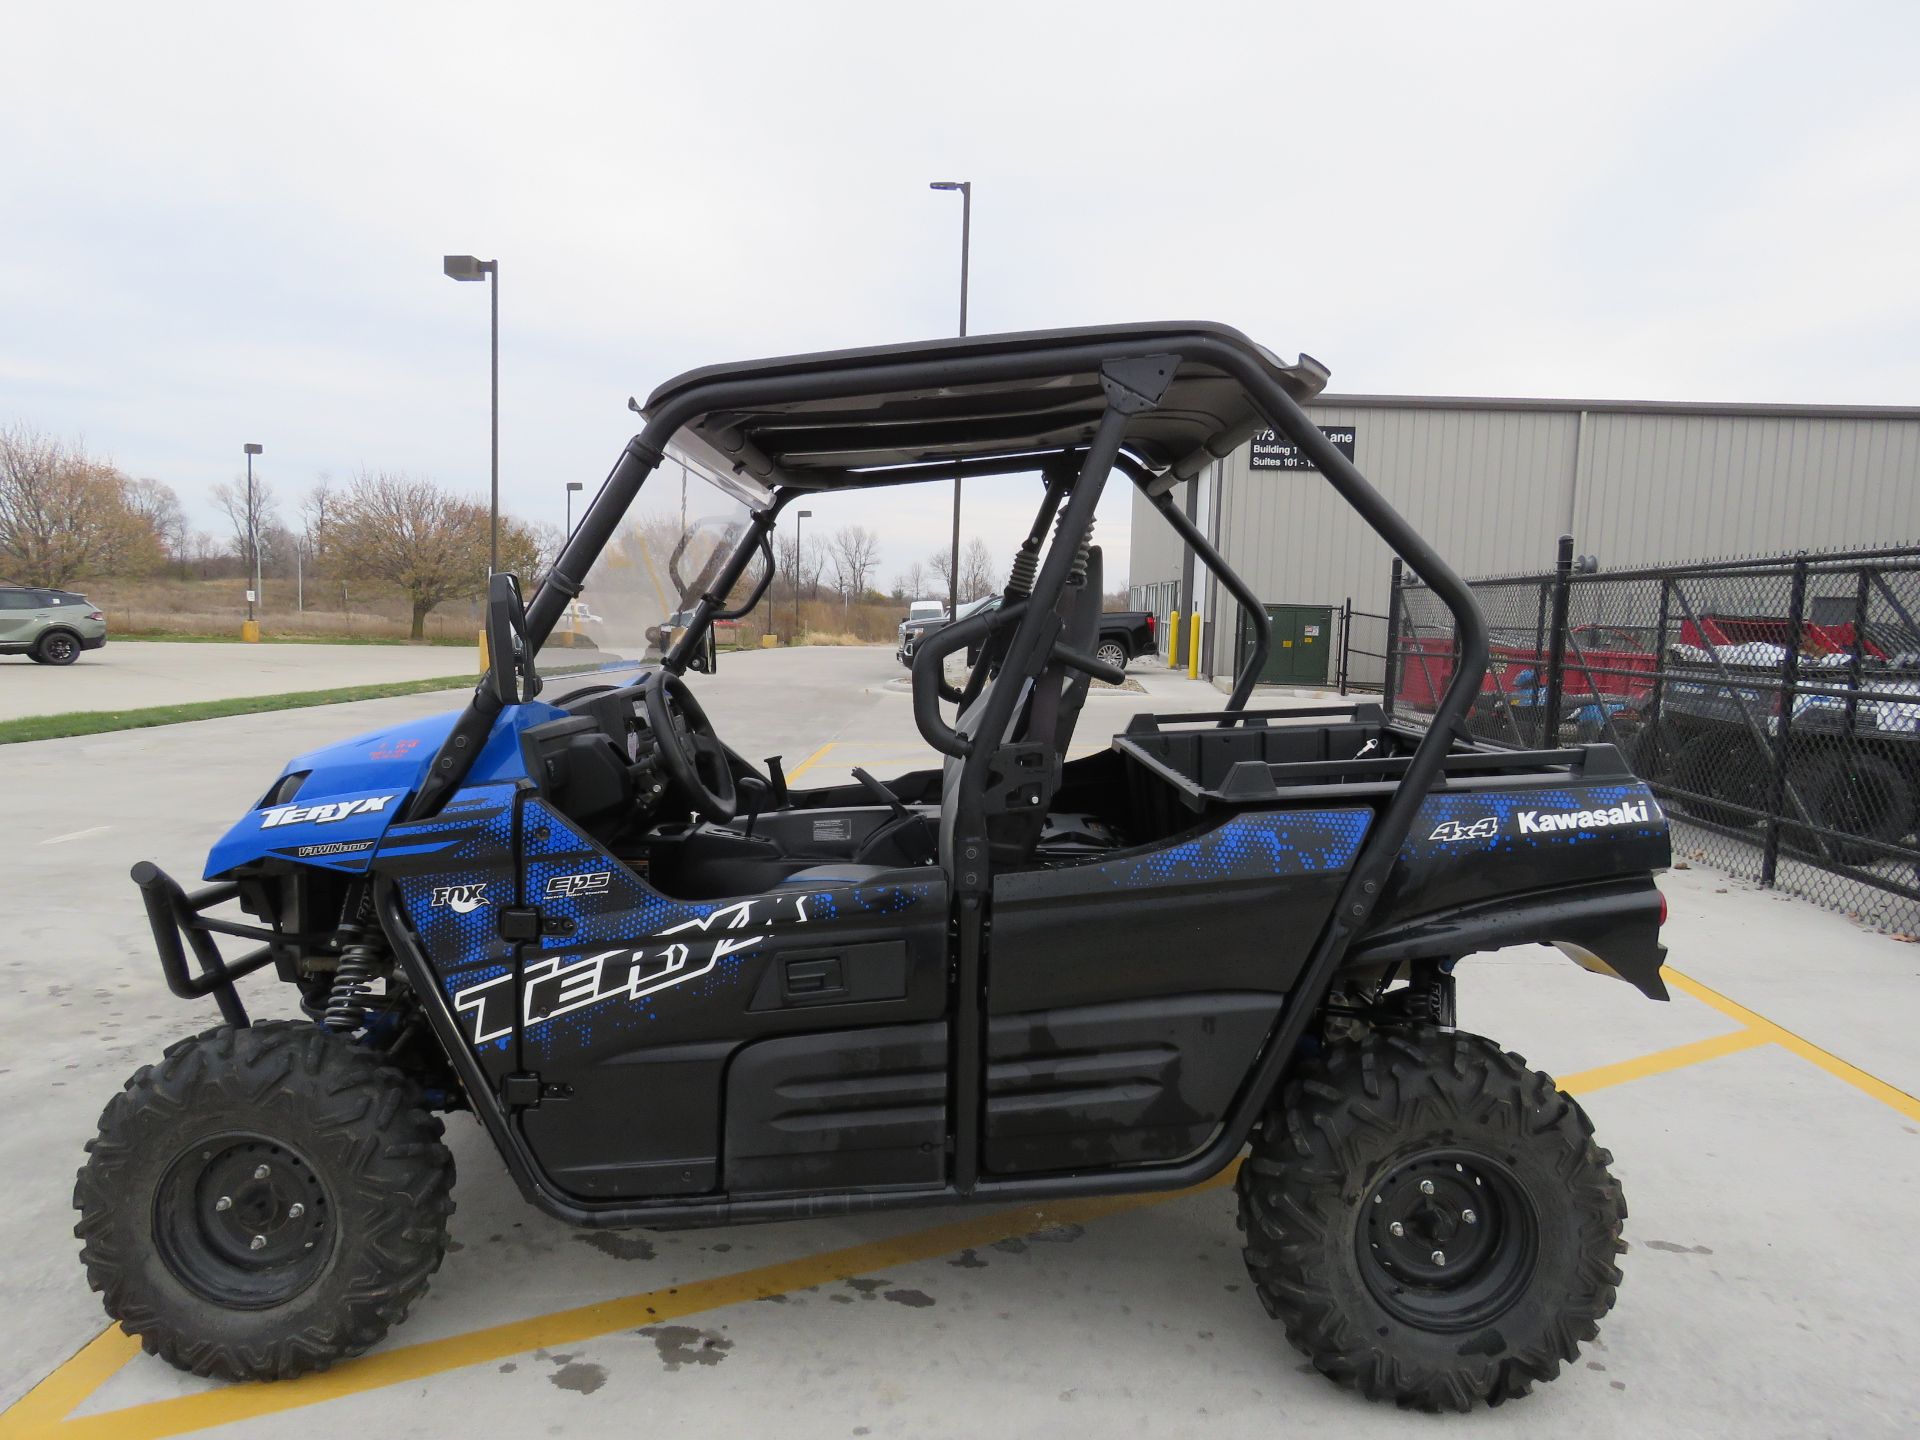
[1003,538,1040,600]
[322,884,382,1033]
[1053,510,1093,585]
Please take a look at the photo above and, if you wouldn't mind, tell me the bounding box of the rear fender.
[1348,877,1669,1000]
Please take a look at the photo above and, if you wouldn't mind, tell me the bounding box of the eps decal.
[544,870,612,900]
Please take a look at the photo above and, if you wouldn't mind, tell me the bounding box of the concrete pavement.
[3,646,1917,1438]
[0,640,480,723]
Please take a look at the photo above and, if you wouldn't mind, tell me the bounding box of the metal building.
[1128,393,1920,688]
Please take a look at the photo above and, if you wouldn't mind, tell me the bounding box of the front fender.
[1347,877,1669,1000]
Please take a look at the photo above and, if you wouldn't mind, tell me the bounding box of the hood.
[203,700,565,879]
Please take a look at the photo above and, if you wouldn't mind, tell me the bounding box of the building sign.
[1249,426,1357,471]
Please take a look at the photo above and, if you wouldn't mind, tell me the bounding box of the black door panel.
[983,994,1279,1174]
[724,1022,948,1192]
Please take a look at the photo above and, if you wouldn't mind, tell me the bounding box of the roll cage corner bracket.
[387,332,1493,1223]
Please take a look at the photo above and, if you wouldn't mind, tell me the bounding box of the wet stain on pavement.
[883,1288,935,1308]
[948,1248,988,1269]
[577,1231,658,1262]
[639,1324,734,1370]
[1644,1240,1714,1255]
[551,1361,608,1394]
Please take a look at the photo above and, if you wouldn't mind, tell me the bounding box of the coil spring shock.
[1051,511,1093,585]
[1004,540,1040,599]
[323,936,381,1032]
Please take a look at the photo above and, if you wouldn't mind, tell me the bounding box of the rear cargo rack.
[1114,705,1615,811]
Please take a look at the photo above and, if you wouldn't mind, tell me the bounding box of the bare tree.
[0,427,158,586]
[960,537,997,602]
[124,478,187,559]
[892,559,929,602]
[829,525,881,600]
[928,547,952,594]
[211,475,282,570]
[324,470,541,639]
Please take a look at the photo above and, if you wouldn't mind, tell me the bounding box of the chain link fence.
[1386,542,1920,934]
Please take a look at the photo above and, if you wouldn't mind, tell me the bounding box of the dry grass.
[78,576,484,644]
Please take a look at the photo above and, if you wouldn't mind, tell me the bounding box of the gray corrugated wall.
[1141,403,1920,687]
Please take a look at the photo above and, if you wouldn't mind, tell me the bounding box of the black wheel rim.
[45,635,75,662]
[153,1133,335,1309]
[1356,1148,1539,1332]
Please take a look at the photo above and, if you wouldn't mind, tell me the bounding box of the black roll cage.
[387,327,1493,1224]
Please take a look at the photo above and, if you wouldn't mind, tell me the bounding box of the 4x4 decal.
[1429,816,1499,843]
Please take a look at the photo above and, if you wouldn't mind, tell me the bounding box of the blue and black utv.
[76,324,1671,1410]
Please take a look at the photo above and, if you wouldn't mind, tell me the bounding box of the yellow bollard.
[1188,612,1202,680]
[760,633,777,648]
[477,627,489,671]
[240,619,261,644]
[1167,609,1181,669]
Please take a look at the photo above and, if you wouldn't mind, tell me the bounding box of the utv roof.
[641,322,1329,505]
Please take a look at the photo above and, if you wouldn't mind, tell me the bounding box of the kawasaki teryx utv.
[76,323,1671,1410]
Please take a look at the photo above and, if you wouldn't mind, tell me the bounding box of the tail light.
[1657,889,1668,927]
[1146,613,1156,636]
[88,610,103,621]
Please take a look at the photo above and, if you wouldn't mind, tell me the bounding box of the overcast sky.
[4,1,1916,591]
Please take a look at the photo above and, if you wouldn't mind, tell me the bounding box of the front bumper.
[130,861,293,1027]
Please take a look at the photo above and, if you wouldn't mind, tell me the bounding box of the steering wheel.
[641,669,738,823]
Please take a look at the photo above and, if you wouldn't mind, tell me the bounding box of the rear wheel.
[34,629,80,665]
[1094,639,1129,675]
[74,1021,454,1381]
[1671,731,1768,828]
[1237,1028,1626,1411]
[1786,752,1917,865]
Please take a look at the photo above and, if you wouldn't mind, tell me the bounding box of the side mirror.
[485,572,542,704]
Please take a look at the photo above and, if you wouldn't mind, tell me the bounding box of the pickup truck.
[899,593,1156,673]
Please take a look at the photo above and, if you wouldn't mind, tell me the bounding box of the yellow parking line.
[1554,1027,1769,1095]
[13,1182,1228,1440]
[783,742,833,782]
[15,962,1895,1437]
[1665,966,1920,1123]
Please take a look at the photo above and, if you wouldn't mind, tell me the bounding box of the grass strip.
[0,674,481,745]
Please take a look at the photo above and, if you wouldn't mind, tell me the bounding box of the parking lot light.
[442,254,499,576]
[242,443,263,641]
[928,181,970,621]
[794,509,813,644]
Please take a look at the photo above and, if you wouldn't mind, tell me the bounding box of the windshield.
[543,452,766,667]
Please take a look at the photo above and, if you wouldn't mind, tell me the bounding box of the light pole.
[442,254,499,575]
[929,180,970,619]
[565,481,584,539]
[793,508,812,643]
[243,443,263,626]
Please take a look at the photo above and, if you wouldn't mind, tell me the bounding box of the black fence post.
[1338,596,1353,695]
[1760,552,1809,887]
[1647,576,1672,744]
[1384,559,1404,722]
[1540,534,1575,745]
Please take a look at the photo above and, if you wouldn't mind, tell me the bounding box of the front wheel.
[1237,1028,1626,1411]
[74,1021,455,1381]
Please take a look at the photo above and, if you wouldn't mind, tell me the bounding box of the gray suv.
[0,584,108,664]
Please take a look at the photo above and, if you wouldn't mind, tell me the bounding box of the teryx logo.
[544,871,611,900]
[450,896,812,1044]
[1517,800,1651,835]
[261,795,395,829]
[1429,817,1499,843]
[430,883,488,914]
